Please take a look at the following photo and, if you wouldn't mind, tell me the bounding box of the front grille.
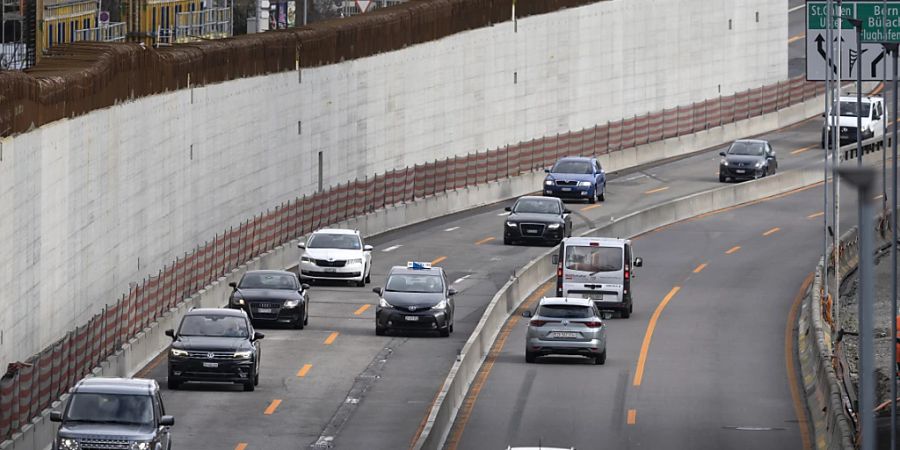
[302,270,361,278]
[79,439,131,450]
[186,351,235,359]
[251,303,280,309]
[519,223,546,236]
[315,259,346,267]
[555,180,577,186]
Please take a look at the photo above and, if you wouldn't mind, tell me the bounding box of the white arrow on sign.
[355,0,372,12]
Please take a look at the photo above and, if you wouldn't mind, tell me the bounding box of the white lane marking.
[453,275,471,284]
[444,226,460,231]
[623,174,647,182]
[788,3,806,13]
[382,245,402,252]
[497,212,511,216]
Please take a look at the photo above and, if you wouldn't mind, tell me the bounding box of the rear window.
[538,304,593,319]
[564,246,623,272]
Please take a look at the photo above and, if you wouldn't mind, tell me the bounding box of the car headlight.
[547,223,561,229]
[379,298,393,308]
[283,299,300,308]
[234,350,253,359]
[544,180,554,186]
[232,297,245,306]
[577,181,592,187]
[755,161,763,168]
[347,258,363,265]
[130,442,151,450]
[59,438,80,450]
[431,299,447,310]
[506,221,517,227]
[170,348,188,357]
[721,159,729,166]
[301,256,313,263]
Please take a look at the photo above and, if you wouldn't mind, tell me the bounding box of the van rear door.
[562,244,624,302]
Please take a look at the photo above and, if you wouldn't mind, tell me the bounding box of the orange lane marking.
[807,211,824,219]
[633,286,681,386]
[763,227,780,237]
[786,273,814,450]
[264,399,282,415]
[787,33,804,44]
[790,144,817,155]
[725,246,741,255]
[324,332,339,345]
[582,204,602,212]
[235,444,248,450]
[627,409,637,425]
[475,237,495,246]
[431,256,448,265]
[354,304,371,315]
[693,263,707,274]
[297,364,312,377]
[644,186,669,195]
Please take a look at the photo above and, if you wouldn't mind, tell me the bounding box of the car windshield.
[727,142,766,156]
[239,273,296,290]
[513,199,560,214]
[65,393,154,425]
[539,304,594,319]
[178,315,249,338]
[551,160,592,174]
[565,246,623,272]
[308,233,361,250]
[839,101,871,118]
[385,274,444,293]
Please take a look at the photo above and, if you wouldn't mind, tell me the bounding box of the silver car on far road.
[522,297,607,364]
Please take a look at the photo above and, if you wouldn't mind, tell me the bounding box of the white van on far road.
[553,237,642,318]
[821,95,885,148]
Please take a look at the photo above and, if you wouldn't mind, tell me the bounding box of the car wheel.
[595,349,607,365]
[365,272,371,284]
[294,309,304,330]
[588,191,596,204]
[254,371,260,386]
[449,319,454,333]
[719,174,726,182]
[525,351,537,363]
[243,380,255,392]
[376,325,386,336]
[598,190,605,202]
[621,306,631,319]
[503,237,512,245]
[304,307,309,325]
[439,327,450,337]
[167,376,181,390]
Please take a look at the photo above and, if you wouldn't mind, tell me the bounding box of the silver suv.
[522,297,607,364]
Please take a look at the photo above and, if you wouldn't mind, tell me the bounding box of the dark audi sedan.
[166,308,264,391]
[373,262,457,337]
[718,139,778,182]
[504,196,572,245]
[228,270,310,329]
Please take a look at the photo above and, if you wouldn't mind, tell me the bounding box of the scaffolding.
[174,6,232,43]
[0,0,27,70]
[74,22,127,43]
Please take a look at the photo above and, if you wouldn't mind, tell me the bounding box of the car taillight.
[583,321,603,328]
[556,265,563,277]
[625,268,630,280]
[530,320,547,327]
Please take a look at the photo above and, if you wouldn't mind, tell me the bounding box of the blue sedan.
[543,157,607,204]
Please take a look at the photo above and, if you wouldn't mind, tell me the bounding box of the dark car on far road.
[228,270,310,329]
[718,139,778,182]
[50,377,174,450]
[166,308,264,391]
[543,156,607,203]
[503,196,572,245]
[373,262,457,337]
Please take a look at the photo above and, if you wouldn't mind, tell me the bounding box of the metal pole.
[851,19,863,167]
[303,0,307,25]
[825,0,834,305]
[884,0,889,210]
[891,39,899,450]
[834,0,844,331]
[837,166,879,450]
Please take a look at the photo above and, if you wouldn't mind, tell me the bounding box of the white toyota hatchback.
[298,229,373,286]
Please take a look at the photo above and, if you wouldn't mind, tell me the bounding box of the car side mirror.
[563,209,571,214]
[522,310,533,318]
[372,287,383,295]
[448,288,458,296]
[253,332,265,341]
[301,283,310,291]
[297,242,306,249]
[718,151,726,157]
[165,329,175,339]
[544,168,551,173]
[504,206,512,212]
[363,244,373,252]
[159,415,175,426]
[50,411,62,422]
[551,254,559,264]
[229,281,237,289]
[634,257,643,267]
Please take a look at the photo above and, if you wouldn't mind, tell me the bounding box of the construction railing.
[0,73,826,442]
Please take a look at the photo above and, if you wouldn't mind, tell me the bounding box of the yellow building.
[125,0,201,45]
[38,0,99,51]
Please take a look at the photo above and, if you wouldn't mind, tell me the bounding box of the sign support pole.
[889,38,899,450]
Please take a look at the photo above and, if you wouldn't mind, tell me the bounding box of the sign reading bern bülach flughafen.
[807,1,900,81]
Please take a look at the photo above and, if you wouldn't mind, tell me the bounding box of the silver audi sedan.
[522,297,607,364]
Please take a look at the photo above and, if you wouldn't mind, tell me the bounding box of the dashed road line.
[324,332,339,345]
[693,263,707,274]
[725,246,741,255]
[382,245,402,252]
[445,226,460,231]
[582,204,602,211]
[627,409,637,425]
[644,186,669,194]
[763,227,780,236]
[787,33,804,44]
[475,237,495,245]
[235,443,248,450]
[807,211,824,219]
[264,399,282,415]
[354,304,371,316]
[790,144,817,155]
[454,274,471,284]
[788,3,806,13]
[297,364,312,377]
[431,256,448,265]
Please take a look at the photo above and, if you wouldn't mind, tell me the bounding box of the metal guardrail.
[73,23,127,43]
[175,8,233,43]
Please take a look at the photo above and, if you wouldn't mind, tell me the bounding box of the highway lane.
[133,111,840,450]
[447,179,863,450]
[789,0,806,78]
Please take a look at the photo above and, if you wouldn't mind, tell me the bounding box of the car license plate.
[202,362,218,368]
[549,331,579,339]
[256,308,272,314]
[525,229,538,234]
[324,268,336,273]
[735,169,746,174]
[405,316,419,321]
[584,293,604,301]
[561,187,572,192]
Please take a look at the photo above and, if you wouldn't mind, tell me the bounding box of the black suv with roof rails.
[50,377,174,450]
[165,308,264,391]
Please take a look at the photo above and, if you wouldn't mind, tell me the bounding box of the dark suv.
[50,377,174,450]
[165,308,264,391]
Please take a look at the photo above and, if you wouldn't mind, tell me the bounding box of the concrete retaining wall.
[0,0,787,370]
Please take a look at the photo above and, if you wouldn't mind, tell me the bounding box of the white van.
[821,95,885,148]
[552,237,642,318]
